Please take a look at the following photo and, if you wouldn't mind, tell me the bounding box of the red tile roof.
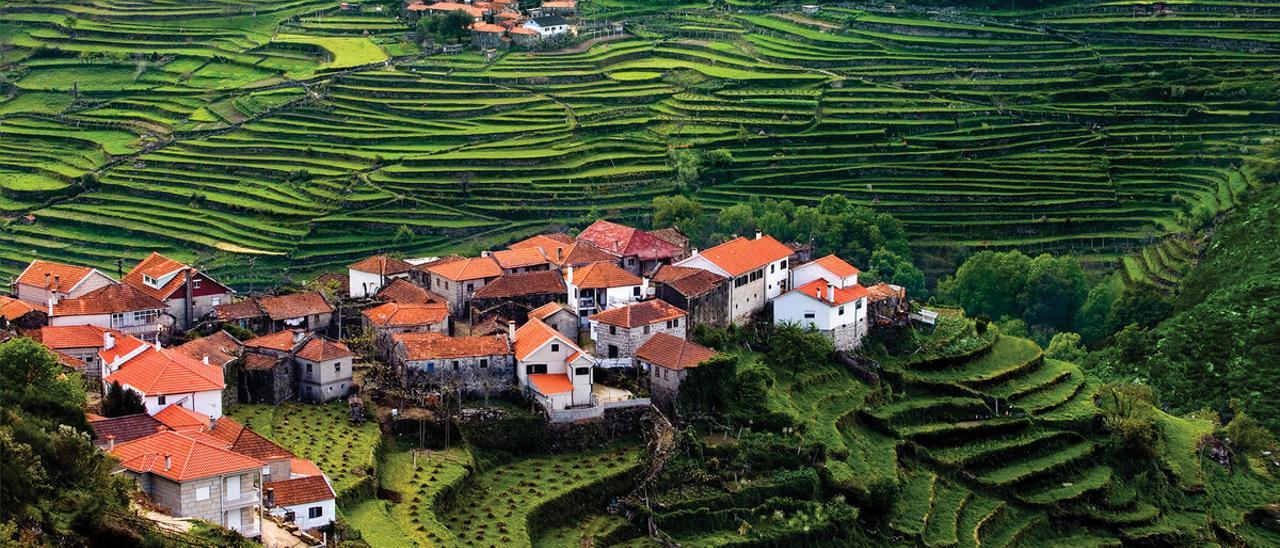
[866,283,906,303]
[577,220,683,261]
[427,257,502,282]
[472,22,505,33]
[566,261,641,289]
[257,292,333,321]
[394,332,511,360]
[513,318,578,361]
[528,302,570,321]
[589,299,686,329]
[122,252,226,301]
[472,271,565,299]
[89,413,163,445]
[558,242,620,267]
[111,430,263,482]
[214,299,263,321]
[362,302,448,328]
[204,416,294,463]
[491,248,552,270]
[651,265,725,298]
[528,373,573,395]
[290,458,324,478]
[153,404,211,432]
[511,233,575,250]
[0,296,38,321]
[38,324,117,349]
[376,279,442,305]
[243,330,301,352]
[507,25,537,35]
[176,331,241,368]
[635,333,717,371]
[349,255,414,276]
[648,227,688,248]
[692,235,793,277]
[266,475,335,507]
[104,346,226,396]
[16,260,103,292]
[808,254,861,278]
[295,337,353,362]
[791,279,871,306]
[243,352,283,371]
[53,284,165,316]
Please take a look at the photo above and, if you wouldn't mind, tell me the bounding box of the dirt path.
[531,31,633,55]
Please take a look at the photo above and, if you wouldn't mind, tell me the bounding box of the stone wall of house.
[242,361,295,404]
[595,320,686,360]
[404,354,515,397]
[657,282,731,328]
[829,322,864,352]
[647,363,688,411]
[149,474,183,516]
[729,275,767,324]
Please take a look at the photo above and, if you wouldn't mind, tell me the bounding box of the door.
[608,345,619,359]
[225,508,241,530]
[225,475,240,501]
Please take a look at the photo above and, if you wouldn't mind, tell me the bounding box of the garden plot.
[228,403,381,501]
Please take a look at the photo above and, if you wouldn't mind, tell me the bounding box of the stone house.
[635,333,718,409]
[576,220,686,276]
[50,284,173,343]
[0,295,44,330]
[361,301,449,357]
[866,282,908,327]
[472,22,507,49]
[348,255,415,299]
[36,325,126,388]
[564,261,647,326]
[651,265,729,328]
[294,337,354,403]
[240,330,352,404]
[490,248,553,275]
[513,318,594,412]
[588,299,687,361]
[377,278,445,305]
[392,332,514,396]
[122,252,235,331]
[241,353,294,404]
[425,256,503,315]
[528,301,578,343]
[216,292,335,334]
[11,259,115,308]
[109,431,263,537]
[509,233,621,269]
[674,233,793,325]
[470,270,566,321]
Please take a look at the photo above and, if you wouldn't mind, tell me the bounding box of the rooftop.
[349,255,414,276]
[175,330,241,368]
[0,295,38,320]
[111,430,263,482]
[528,373,573,395]
[16,259,104,293]
[490,248,552,270]
[472,270,565,299]
[296,336,353,362]
[567,261,641,289]
[589,299,686,329]
[394,332,511,360]
[53,284,165,316]
[266,475,336,507]
[243,330,301,352]
[807,254,861,278]
[651,265,725,298]
[577,220,683,261]
[89,413,164,446]
[790,279,871,307]
[104,344,226,396]
[635,332,718,371]
[377,278,442,305]
[692,235,793,277]
[257,292,334,321]
[427,256,503,281]
[362,301,449,328]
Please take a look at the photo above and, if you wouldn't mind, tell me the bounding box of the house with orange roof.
[635,332,719,408]
[48,283,174,342]
[265,474,336,532]
[470,270,566,320]
[215,291,334,334]
[101,332,227,418]
[471,21,508,49]
[376,278,445,305]
[564,261,647,325]
[425,256,503,314]
[791,254,860,289]
[513,317,595,415]
[538,0,576,16]
[35,324,125,386]
[121,252,234,330]
[392,331,514,395]
[528,301,578,342]
[10,259,115,308]
[589,299,687,363]
[0,295,44,329]
[348,255,415,298]
[675,232,795,324]
[577,220,687,276]
[773,278,872,351]
[362,301,449,357]
[650,265,730,328]
[490,247,553,274]
[241,330,354,403]
[109,430,263,536]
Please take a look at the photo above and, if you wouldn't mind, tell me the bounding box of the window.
[306,363,313,374]
[770,264,775,273]
[225,475,240,500]
[426,362,435,373]
[334,362,341,373]
[157,395,166,405]
[734,276,748,288]
[643,325,650,334]
[211,296,221,306]
[110,312,125,327]
[452,360,460,370]
[856,300,863,310]
[838,306,845,316]
[780,259,788,269]
[192,279,202,289]
[466,283,474,293]
[627,258,635,266]
[575,367,589,376]
[551,343,559,352]
[632,286,641,297]
[673,318,679,327]
[479,358,489,368]
[195,486,210,501]
[803,311,816,319]
[262,466,272,479]
[308,506,323,519]
[609,325,617,335]
[526,363,547,375]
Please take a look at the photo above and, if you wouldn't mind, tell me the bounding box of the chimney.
[565,266,574,284]
[106,435,116,451]
[183,269,194,330]
[53,274,60,289]
[827,284,835,302]
[48,296,56,316]
[164,454,172,471]
[691,248,699,256]
[202,356,209,366]
[103,331,116,351]
[44,272,50,288]
[209,416,218,429]
[755,230,762,240]
[481,250,491,257]
[556,247,564,261]
[154,339,162,351]
[292,330,307,345]
[507,321,516,343]
[265,487,275,508]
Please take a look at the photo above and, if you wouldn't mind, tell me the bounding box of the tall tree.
[101,380,146,417]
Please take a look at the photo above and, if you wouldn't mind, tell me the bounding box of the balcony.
[225,488,261,508]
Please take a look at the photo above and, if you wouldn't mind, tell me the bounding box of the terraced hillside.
[1,1,1277,286]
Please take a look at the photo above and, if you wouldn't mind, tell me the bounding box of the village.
[0,219,912,542]
[402,0,592,52]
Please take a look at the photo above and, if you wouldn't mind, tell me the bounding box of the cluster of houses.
[1,219,908,539]
[405,0,578,49]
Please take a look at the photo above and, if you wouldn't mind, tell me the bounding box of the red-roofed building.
[362,301,449,355]
[564,262,647,325]
[470,270,566,319]
[636,332,718,407]
[792,254,860,290]
[376,278,444,305]
[392,332,514,394]
[513,318,594,415]
[265,475,336,531]
[348,255,414,298]
[490,247,553,274]
[589,299,687,362]
[296,336,354,403]
[101,333,227,418]
[675,233,794,324]
[122,252,234,330]
[109,430,263,536]
[773,278,872,351]
[651,265,729,328]
[426,256,503,314]
[0,295,44,329]
[36,324,126,386]
[577,220,686,276]
[175,330,242,369]
[215,292,334,334]
[11,259,115,308]
[49,283,173,342]
[410,1,486,20]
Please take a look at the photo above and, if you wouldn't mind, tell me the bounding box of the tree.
[1020,253,1088,331]
[1096,383,1158,458]
[766,323,834,379]
[936,250,1031,320]
[1045,332,1086,363]
[652,194,709,243]
[866,248,926,297]
[101,380,145,417]
[671,149,703,190]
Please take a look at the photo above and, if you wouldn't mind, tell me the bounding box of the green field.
[2,0,1277,286]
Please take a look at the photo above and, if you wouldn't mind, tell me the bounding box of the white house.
[674,232,793,324]
[513,318,594,412]
[50,283,173,342]
[773,279,870,351]
[11,259,116,307]
[265,475,336,532]
[348,255,415,298]
[523,14,571,37]
[791,254,859,289]
[101,332,226,418]
[121,252,235,330]
[564,261,647,326]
